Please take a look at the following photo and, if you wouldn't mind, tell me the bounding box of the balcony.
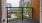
[5,7,39,23]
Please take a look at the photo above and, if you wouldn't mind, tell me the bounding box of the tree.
[26,2,32,18]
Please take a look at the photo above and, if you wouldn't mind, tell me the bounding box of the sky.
[7,0,20,7]
[7,0,31,7]
[7,0,31,10]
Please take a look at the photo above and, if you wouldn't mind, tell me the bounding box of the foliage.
[26,8,32,18]
[8,13,11,18]
[8,1,32,21]
[8,18,17,21]
[26,2,32,7]
[26,2,32,18]
[8,13,28,21]
[15,13,28,19]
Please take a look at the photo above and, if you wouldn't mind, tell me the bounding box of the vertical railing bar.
[32,8,33,18]
[7,8,8,23]
[28,3,29,7]
[22,7,23,20]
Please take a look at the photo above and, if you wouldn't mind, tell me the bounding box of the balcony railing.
[6,7,32,22]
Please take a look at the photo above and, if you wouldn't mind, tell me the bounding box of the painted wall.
[40,0,42,23]
[32,0,40,20]
[2,0,7,23]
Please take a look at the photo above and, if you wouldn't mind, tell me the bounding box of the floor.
[8,18,39,23]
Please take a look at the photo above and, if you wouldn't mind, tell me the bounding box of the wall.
[40,0,41,23]
[32,0,40,20]
[2,0,7,23]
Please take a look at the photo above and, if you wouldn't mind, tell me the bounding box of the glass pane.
[23,7,32,20]
[7,8,22,23]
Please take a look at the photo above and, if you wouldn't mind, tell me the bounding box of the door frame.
[1,0,7,23]
[0,0,2,23]
[0,0,40,23]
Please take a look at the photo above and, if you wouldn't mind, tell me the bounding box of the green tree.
[26,2,32,7]
[26,2,32,18]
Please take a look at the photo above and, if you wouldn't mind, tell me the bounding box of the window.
[6,0,32,23]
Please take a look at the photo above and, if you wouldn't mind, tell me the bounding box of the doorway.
[2,0,39,23]
[6,0,32,23]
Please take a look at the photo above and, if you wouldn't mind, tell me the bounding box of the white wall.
[41,0,42,11]
[40,0,42,23]
[2,0,7,23]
